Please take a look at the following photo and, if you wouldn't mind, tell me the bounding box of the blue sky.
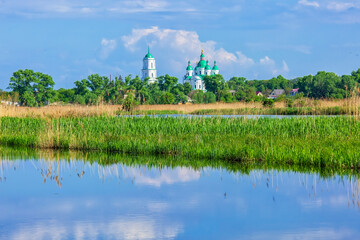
[0,0,360,89]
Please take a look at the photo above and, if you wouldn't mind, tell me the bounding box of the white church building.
[140,48,220,89]
[141,47,157,84]
[183,50,220,91]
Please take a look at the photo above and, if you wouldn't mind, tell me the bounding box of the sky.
[0,0,359,90]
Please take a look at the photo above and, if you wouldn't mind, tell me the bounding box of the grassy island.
[1,115,360,170]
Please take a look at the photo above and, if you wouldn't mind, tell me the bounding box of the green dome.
[198,60,206,68]
[144,53,153,59]
[144,46,154,59]
[186,60,193,70]
[205,60,211,70]
[212,60,219,70]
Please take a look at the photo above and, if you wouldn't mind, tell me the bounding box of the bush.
[262,98,274,108]
[73,95,85,105]
[122,94,138,112]
[204,92,216,103]
[159,92,175,104]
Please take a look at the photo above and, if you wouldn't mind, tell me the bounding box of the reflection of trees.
[0,147,359,208]
[246,169,360,209]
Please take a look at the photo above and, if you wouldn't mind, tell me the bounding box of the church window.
[152,73,154,77]
[151,63,153,68]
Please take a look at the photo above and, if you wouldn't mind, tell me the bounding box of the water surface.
[0,152,359,240]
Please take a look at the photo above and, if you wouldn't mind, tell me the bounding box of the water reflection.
[0,149,360,240]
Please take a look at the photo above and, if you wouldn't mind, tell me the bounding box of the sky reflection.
[0,158,359,240]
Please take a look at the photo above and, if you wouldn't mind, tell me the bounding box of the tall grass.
[2,97,360,118]
[1,146,359,178]
[1,116,360,169]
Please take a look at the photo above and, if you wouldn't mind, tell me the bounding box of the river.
[0,150,359,239]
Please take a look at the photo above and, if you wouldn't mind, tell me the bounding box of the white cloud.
[9,217,183,240]
[298,0,320,8]
[128,167,200,187]
[100,38,117,59]
[282,60,290,73]
[121,27,288,79]
[260,56,275,66]
[326,2,355,11]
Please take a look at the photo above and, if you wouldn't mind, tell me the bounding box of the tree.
[57,88,75,103]
[158,74,178,92]
[203,74,225,94]
[74,79,90,96]
[191,90,205,103]
[122,93,138,112]
[8,69,55,106]
[183,82,192,95]
[351,69,360,83]
[160,92,175,104]
[204,92,216,103]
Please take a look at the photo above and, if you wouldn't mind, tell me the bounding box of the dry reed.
[1,97,360,118]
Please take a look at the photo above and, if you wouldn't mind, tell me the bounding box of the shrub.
[262,98,274,108]
[122,94,138,112]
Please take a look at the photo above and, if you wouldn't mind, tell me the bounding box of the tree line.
[2,68,360,107]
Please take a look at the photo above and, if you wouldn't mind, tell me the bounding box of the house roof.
[290,88,299,92]
[271,89,285,95]
[256,91,262,94]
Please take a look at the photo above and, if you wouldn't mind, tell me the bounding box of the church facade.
[141,47,157,84]
[183,50,219,91]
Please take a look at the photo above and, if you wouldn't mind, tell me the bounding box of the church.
[141,48,220,90]
[141,47,157,84]
[183,50,220,91]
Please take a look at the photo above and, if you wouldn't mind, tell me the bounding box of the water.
[123,114,336,119]
[0,153,359,240]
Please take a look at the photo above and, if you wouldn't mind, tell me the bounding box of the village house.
[268,89,285,99]
[290,88,299,96]
[256,91,263,97]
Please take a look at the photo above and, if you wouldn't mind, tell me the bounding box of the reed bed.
[1,116,360,169]
[1,97,360,118]
[1,146,358,178]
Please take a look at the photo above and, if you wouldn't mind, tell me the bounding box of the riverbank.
[1,116,360,169]
[1,146,359,178]
[1,97,360,118]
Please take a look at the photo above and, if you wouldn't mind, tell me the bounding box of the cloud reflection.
[10,217,183,240]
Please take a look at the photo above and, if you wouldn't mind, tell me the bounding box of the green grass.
[190,106,359,115]
[1,146,358,178]
[1,116,360,169]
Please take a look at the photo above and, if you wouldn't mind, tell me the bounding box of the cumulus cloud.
[100,38,117,59]
[298,0,320,8]
[121,26,288,79]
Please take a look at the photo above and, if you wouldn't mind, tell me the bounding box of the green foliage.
[203,74,225,94]
[160,92,175,104]
[8,69,55,106]
[183,82,192,95]
[57,88,75,103]
[73,95,85,105]
[2,116,360,170]
[122,94,138,112]
[7,68,360,107]
[191,90,205,103]
[84,92,99,105]
[262,98,274,108]
[158,74,178,92]
[204,92,216,103]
